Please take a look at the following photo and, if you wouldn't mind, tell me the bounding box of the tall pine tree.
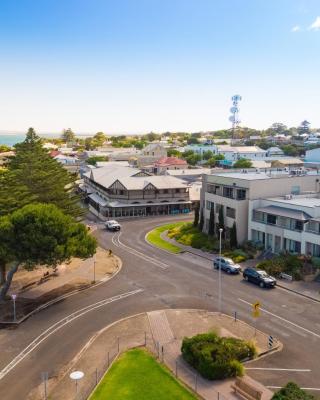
[208,206,215,236]
[0,128,82,217]
[193,203,199,227]
[199,209,204,231]
[217,206,225,238]
[230,222,238,248]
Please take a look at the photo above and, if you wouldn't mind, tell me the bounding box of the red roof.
[49,150,61,158]
[155,157,187,166]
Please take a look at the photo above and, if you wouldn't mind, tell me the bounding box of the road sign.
[252,301,261,318]
[268,335,274,348]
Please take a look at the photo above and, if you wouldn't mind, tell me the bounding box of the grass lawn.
[146,221,188,253]
[89,348,198,400]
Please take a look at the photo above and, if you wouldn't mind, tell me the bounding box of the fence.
[44,331,228,400]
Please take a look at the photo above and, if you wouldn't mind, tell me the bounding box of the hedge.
[181,332,256,380]
[271,382,315,399]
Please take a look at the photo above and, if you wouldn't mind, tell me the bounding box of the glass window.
[267,214,277,225]
[237,189,246,200]
[223,187,234,198]
[226,207,236,219]
[206,201,213,210]
[294,220,303,231]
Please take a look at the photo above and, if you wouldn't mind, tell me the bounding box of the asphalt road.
[0,215,320,399]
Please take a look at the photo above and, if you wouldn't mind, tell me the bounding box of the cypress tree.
[217,206,225,238]
[208,206,215,236]
[230,222,238,248]
[199,209,204,231]
[193,203,199,227]
[1,128,82,217]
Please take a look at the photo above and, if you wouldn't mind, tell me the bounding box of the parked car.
[242,267,276,288]
[213,257,241,274]
[105,220,121,231]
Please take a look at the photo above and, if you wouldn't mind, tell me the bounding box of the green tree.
[167,149,182,157]
[281,144,298,157]
[217,206,224,236]
[269,123,287,135]
[92,132,107,147]
[233,158,253,168]
[0,203,97,301]
[297,120,311,136]
[272,382,315,400]
[0,128,82,217]
[208,206,215,236]
[193,203,199,227]
[61,128,75,143]
[0,145,12,153]
[86,156,109,165]
[203,150,214,160]
[199,209,204,231]
[230,222,237,248]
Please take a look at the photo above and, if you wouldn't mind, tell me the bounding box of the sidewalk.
[161,232,320,302]
[37,309,276,400]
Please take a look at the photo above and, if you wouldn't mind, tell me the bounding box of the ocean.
[0,133,94,147]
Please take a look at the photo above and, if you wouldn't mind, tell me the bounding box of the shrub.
[272,382,315,399]
[181,332,256,380]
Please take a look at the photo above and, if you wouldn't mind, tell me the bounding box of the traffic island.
[31,309,280,400]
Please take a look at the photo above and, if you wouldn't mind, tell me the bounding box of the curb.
[0,255,123,326]
[277,282,320,303]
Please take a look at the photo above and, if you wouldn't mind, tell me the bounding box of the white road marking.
[261,323,290,338]
[115,231,169,270]
[246,368,311,372]
[238,298,320,339]
[267,386,320,391]
[0,289,143,381]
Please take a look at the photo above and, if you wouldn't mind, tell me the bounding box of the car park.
[105,220,121,231]
[213,257,241,274]
[242,267,276,288]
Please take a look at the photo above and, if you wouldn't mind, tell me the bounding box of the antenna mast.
[229,94,242,143]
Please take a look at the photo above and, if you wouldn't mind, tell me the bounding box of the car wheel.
[227,269,231,274]
[244,275,249,281]
[259,281,265,288]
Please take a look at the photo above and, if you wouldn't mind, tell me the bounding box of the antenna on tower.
[229,95,242,143]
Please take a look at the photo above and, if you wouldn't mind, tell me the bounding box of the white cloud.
[309,16,320,31]
[291,25,301,32]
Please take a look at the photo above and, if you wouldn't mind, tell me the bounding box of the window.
[163,189,168,194]
[237,189,246,200]
[223,187,234,198]
[216,204,224,213]
[267,214,277,225]
[175,189,180,193]
[291,186,300,195]
[207,184,220,194]
[206,200,213,210]
[226,207,236,219]
[294,220,303,231]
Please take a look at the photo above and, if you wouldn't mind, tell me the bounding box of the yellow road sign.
[252,301,261,318]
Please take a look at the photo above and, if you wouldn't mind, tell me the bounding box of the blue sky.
[0,0,320,133]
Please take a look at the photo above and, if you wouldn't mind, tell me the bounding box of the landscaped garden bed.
[181,332,257,380]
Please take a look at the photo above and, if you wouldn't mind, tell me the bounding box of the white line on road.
[0,289,144,381]
[115,232,169,269]
[246,368,311,372]
[238,298,320,339]
[267,386,320,391]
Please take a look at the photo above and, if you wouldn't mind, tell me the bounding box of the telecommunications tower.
[229,94,242,141]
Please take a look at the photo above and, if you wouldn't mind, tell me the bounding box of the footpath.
[161,231,320,302]
[34,309,277,400]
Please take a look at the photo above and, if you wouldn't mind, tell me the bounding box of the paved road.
[0,215,320,399]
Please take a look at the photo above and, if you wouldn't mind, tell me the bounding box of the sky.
[0,0,320,134]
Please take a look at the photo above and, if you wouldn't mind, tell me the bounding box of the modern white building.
[249,194,320,256]
[201,170,320,245]
[217,146,267,167]
[305,148,320,163]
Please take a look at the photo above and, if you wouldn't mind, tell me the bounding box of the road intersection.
[0,215,319,399]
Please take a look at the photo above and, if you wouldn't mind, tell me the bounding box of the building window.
[294,220,303,231]
[175,188,180,193]
[206,201,213,210]
[223,187,234,199]
[207,184,220,194]
[226,207,236,219]
[267,214,277,225]
[237,189,246,200]
[164,189,168,194]
[291,186,300,195]
[216,204,224,213]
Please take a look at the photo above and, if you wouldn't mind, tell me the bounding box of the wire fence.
[44,331,228,400]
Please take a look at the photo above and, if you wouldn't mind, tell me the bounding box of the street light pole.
[219,228,223,315]
[93,255,96,283]
[11,294,17,322]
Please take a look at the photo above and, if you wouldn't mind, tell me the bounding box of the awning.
[255,205,311,221]
[88,193,108,207]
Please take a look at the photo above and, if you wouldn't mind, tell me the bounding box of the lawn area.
[89,348,198,400]
[146,221,188,253]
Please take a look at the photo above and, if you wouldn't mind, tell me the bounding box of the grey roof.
[255,205,312,221]
[88,193,108,207]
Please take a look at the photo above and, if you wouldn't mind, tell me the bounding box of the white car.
[105,220,121,231]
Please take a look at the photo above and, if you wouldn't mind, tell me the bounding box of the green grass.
[90,348,198,400]
[146,222,188,253]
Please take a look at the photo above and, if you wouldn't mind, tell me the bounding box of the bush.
[257,254,304,280]
[181,332,256,380]
[272,382,315,399]
[168,223,217,252]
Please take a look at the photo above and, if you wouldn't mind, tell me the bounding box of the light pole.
[11,294,17,322]
[93,255,96,283]
[218,228,223,315]
[70,371,84,396]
